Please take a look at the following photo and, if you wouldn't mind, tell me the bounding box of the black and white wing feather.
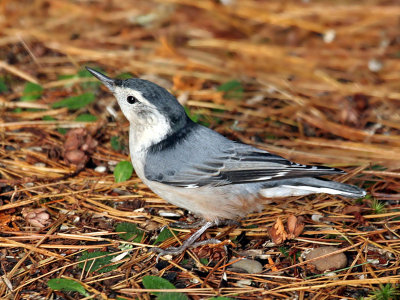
[144,121,343,188]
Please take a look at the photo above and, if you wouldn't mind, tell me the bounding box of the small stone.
[311,214,323,222]
[95,165,107,173]
[237,279,252,287]
[305,246,347,272]
[323,29,336,43]
[229,258,263,274]
[27,146,43,152]
[368,58,383,72]
[59,224,69,230]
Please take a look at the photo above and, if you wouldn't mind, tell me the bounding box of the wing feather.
[144,122,344,188]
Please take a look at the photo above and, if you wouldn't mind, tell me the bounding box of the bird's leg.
[216,219,241,227]
[168,219,206,229]
[150,221,218,256]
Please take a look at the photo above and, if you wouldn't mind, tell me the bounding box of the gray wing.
[144,122,343,188]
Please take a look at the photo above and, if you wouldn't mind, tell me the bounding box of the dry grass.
[1,0,400,299]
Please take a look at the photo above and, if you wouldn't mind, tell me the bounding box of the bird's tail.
[260,177,366,199]
[285,177,366,198]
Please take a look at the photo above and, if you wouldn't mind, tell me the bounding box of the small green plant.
[75,113,98,122]
[217,80,244,99]
[78,251,121,273]
[184,106,200,122]
[370,199,385,214]
[153,227,178,245]
[114,161,133,182]
[0,77,8,93]
[57,128,68,135]
[278,246,289,258]
[116,72,133,79]
[115,222,144,242]
[52,93,95,110]
[369,284,399,300]
[77,68,102,90]
[21,82,43,101]
[58,68,101,90]
[43,115,56,121]
[47,278,89,297]
[111,136,125,151]
[142,276,188,300]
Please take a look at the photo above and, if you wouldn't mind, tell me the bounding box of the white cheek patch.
[114,87,151,120]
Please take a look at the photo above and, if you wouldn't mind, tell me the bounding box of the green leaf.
[279,246,289,258]
[245,224,258,229]
[200,258,209,265]
[57,128,67,135]
[116,72,133,79]
[111,136,124,151]
[217,80,244,99]
[369,164,387,171]
[158,293,188,300]
[78,68,102,90]
[115,222,144,242]
[142,276,188,300]
[114,161,133,183]
[21,82,43,101]
[58,74,75,80]
[184,106,199,122]
[43,115,56,121]
[75,113,98,122]
[0,77,8,93]
[52,93,95,110]
[153,227,178,245]
[78,251,120,273]
[57,74,76,88]
[47,278,89,297]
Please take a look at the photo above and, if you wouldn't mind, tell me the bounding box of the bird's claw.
[150,238,223,262]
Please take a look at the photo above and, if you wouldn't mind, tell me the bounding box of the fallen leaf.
[287,215,297,235]
[287,215,305,239]
[342,205,362,215]
[269,217,287,244]
[267,256,278,272]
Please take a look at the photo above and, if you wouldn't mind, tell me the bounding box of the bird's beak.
[86,67,115,92]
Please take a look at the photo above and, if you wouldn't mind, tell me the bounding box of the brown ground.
[1,0,400,299]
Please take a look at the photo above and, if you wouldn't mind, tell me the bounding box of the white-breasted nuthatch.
[87,67,366,255]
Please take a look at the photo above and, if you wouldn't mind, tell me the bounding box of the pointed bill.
[86,67,115,92]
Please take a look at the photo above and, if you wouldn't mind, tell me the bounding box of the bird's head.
[86,67,187,134]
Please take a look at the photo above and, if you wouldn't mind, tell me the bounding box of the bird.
[86,67,366,255]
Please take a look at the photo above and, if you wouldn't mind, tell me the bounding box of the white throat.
[128,114,170,183]
[128,112,170,154]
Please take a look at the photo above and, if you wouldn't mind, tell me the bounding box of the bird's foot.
[150,238,221,257]
[150,221,217,260]
[216,219,241,227]
[168,219,206,229]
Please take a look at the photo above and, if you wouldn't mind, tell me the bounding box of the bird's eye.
[127,95,138,104]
